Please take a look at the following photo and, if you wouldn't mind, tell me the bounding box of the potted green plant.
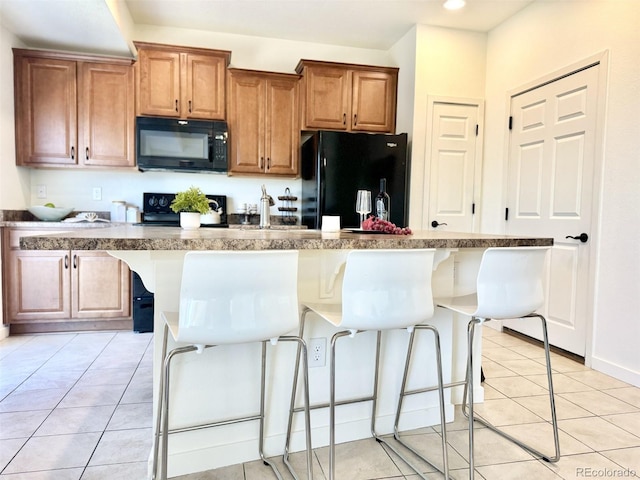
[170,186,210,229]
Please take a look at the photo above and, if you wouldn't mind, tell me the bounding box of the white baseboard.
[590,356,640,388]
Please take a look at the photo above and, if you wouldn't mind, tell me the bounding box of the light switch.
[92,187,102,201]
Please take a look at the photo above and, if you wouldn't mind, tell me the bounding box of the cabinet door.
[265,78,299,176]
[6,252,71,322]
[78,62,135,167]
[137,48,181,117]
[14,56,77,166]
[227,72,266,174]
[351,70,397,133]
[184,53,226,120]
[301,66,350,130]
[72,251,131,318]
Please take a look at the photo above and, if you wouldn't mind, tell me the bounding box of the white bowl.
[28,206,74,221]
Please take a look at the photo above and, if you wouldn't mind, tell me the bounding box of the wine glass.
[355,190,371,229]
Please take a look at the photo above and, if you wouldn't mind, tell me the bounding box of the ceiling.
[1,0,536,57]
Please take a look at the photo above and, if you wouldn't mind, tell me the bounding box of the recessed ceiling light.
[443,0,466,10]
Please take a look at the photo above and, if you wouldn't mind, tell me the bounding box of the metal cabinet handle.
[260,157,264,169]
[343,113,346,125]
[354,114,357,126]
[73,254,78,269]
[267,157,271,170]
[70,146,75,160]
[175,99,179,112]
[64,254,69,269]
[85,147,89,161]
[566,233,589,243]
[189,100,192,113]
[431,220,448,228]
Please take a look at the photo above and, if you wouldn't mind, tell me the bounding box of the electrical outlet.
[36,185,46,199]
[92,187,102,201]
[309,337,326,368]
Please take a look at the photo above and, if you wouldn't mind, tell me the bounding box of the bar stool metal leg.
[159,345,198,480]
[287,311,450,480]
[155,337,313,480]
[283,309,314,480]
[461,315,560,464]
[329,330,353,480]
[151,323,169,480]
[384,325,450,480]
[275,336,313,480]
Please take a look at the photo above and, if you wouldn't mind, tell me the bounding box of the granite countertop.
[18,224,553,251]
[1,220,118,228]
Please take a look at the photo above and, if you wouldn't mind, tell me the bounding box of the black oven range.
[138,192,228,227]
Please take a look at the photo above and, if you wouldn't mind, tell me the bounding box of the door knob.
[565,233,589,243]
[431,220,448,228]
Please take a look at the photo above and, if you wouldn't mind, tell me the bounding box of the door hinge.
[475,124,479,136]
[508,116,513,130]
[505,207,509,221]
[472,203,476,214]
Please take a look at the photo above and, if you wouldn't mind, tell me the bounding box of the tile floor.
[0,327,639,479]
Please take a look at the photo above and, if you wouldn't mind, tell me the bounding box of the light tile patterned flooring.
[0,327,639,479]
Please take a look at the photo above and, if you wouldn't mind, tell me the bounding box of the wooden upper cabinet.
[297,60,398,133]
[351,70,397,132]
[227,69,299,177]
[78,63,135,167]
[299,65,350,130]
[136,48,181,117]
[13,49,135,168]
[15,56,78,165]
[135,42,230,120]
[185,53,227,119]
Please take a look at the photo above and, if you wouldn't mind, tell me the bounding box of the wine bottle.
[375,178,390,221]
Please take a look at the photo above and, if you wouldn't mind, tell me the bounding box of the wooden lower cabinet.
[2,228,131,332]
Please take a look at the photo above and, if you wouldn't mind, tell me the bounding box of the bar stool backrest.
[341,249,436,331]
[176,250,300,345]
[475,246,550,320]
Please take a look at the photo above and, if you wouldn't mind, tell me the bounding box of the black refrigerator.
[301,131,409,229]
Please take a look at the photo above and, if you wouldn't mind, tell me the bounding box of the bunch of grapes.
[362,216,412,235]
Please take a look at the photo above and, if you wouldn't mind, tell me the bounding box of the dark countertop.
[18,224,553,251]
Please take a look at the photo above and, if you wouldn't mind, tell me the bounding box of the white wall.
[392,25,486,229]
[484,0,640,385]
[0,24,29,209]
[0,25,28,337]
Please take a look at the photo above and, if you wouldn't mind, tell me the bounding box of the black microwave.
[136,117,228,173]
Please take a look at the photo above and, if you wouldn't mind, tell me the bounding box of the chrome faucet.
[259,185,274,229]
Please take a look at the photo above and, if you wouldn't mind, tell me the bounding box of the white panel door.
[504,65,600,357]
[427,102,480,232]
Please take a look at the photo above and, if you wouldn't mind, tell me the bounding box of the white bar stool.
[398,246,560,479]
[152,250,313,480]
[285,249,449,480]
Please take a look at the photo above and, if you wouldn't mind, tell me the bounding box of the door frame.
[422,95,485,232]
[501,51,609,366]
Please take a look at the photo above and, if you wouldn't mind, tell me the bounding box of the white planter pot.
[180,212,201,230]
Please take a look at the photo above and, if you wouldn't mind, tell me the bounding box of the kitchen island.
[20,226,552,478]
